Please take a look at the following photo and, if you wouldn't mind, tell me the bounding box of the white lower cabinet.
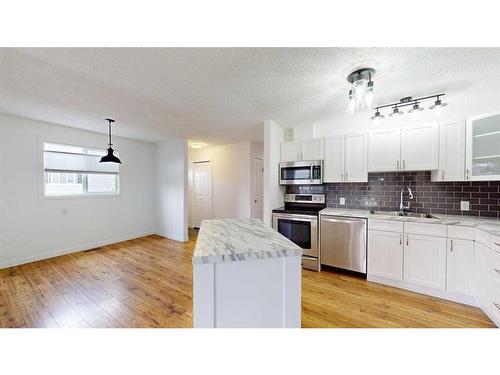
[368,230,403,281]
[403,233,447,290]
[474,242,491,308]
[446,238,474,296]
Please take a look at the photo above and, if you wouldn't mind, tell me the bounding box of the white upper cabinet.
[324,136,344,182]
[324,133,367,183]
[431,121,466,181]
[368,129,401,172]
[400,123,439,171]
[345,133,367,182]
[301,138,325,161]
[280,141,301,162]
[446,238,474,296]
[280,138,324,162]
[466,112,500,181]
[403,233,447,290]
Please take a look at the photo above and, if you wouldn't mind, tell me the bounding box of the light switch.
[460,201,469,211]
[339,197,346,205]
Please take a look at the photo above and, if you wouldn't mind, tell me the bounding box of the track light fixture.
[371,94,446,122]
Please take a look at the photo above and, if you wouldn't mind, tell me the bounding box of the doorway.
[192,161,212,228]
[251,157,263,220]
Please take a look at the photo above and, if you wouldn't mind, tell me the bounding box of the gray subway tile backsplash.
[286,171,500,219]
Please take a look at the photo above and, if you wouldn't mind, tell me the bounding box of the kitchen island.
[192,218,302,328]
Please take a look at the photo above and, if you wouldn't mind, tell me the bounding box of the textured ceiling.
[1,47,500,144]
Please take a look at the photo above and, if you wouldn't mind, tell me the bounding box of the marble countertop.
[193,218,303,265]
[319,208,500,236]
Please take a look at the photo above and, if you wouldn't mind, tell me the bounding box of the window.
[43,142,119,197]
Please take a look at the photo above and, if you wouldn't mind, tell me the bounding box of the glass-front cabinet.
[466,112,500,180]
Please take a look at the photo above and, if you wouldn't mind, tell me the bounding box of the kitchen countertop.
[319,208,500,236]
[192,218,303,265]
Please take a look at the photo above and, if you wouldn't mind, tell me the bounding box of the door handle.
[450,239,453,252]
[466,169,470,180]
[406,235,409,246]
[400,235,402,245]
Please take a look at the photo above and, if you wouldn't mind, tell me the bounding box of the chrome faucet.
[400,186,414,213]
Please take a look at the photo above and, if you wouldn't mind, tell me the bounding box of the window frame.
[39,139,121,200]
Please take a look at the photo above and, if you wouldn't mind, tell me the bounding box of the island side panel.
[193,263,215,328]
[283,255,302,328]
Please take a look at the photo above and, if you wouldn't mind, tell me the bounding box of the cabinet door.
[431,121,466,181]
[404,234,447,290]
[446,238,473,296]
[368,129,400,172]
[368,230,403,281]
[324,136,344,182]
[401,123,439,171]
[301,138,324,161]
[466,112,500,181]
[280,141,301,162]
[345,133,368,182]
[474,242,492,306]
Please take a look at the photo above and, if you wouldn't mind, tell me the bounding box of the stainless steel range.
[272,193,326,271]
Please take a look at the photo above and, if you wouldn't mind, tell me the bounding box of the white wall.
[0,113,157,268]
[156,138,189,242]
[188,141,258,226]
[263,120,285,225]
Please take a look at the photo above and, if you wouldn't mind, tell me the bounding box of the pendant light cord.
[108,119,113,147]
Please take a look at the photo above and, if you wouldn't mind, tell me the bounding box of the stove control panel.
[284,194,325,204]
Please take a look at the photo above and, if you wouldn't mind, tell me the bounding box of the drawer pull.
[494,303,500,311]
[494,268,500,275]
[495,242,500,247]
[450,239,453,252]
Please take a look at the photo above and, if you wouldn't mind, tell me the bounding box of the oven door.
[279,161,322,185]
[272,213,318,257]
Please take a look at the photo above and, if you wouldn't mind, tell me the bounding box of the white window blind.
[43,143,119,197]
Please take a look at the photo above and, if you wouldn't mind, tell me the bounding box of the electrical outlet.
[460,201,470,211]
[339,197,346,205]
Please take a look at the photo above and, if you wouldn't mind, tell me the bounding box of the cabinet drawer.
[475,229,492,247]
[447,225,474,240]
[491,289,500,321]
[492,250,500,290]
[368,219,403,233]
[404,222,446,237]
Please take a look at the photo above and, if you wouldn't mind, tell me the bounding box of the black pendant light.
[100,118,122,164]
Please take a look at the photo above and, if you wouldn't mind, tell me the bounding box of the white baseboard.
[368,275,479,307]
[156,231,189,243]
[0,231,155,270]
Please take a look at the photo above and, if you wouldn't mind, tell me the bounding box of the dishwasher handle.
[321,216,367,225]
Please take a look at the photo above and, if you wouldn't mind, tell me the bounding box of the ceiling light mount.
[347,68,376,114]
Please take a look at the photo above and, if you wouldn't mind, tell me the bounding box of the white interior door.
[251,157,264,220]
[192,162,212,228]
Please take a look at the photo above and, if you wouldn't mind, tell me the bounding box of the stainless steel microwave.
[279,160,323,185]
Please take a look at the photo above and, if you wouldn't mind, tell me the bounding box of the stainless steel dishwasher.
[320,215,367,274]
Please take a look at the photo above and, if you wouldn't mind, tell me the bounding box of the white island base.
[192,218,302,328]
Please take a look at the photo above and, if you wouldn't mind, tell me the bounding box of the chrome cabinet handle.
[494,242,500,247]
[494,302,500,311]
[406,235,409,246]
[466,169,470,180]
[494,268,500,275]
[341,172,344,181]
[345,172,348,181]
[400,235,402,245]
[450,239,453,252]
[397,160,399,170]
[441,170,444,180]
[403,160,406,170]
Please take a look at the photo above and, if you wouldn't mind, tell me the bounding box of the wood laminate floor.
[0,230,495,328]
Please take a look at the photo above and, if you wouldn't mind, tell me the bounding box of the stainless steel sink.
[369,210,438,219]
